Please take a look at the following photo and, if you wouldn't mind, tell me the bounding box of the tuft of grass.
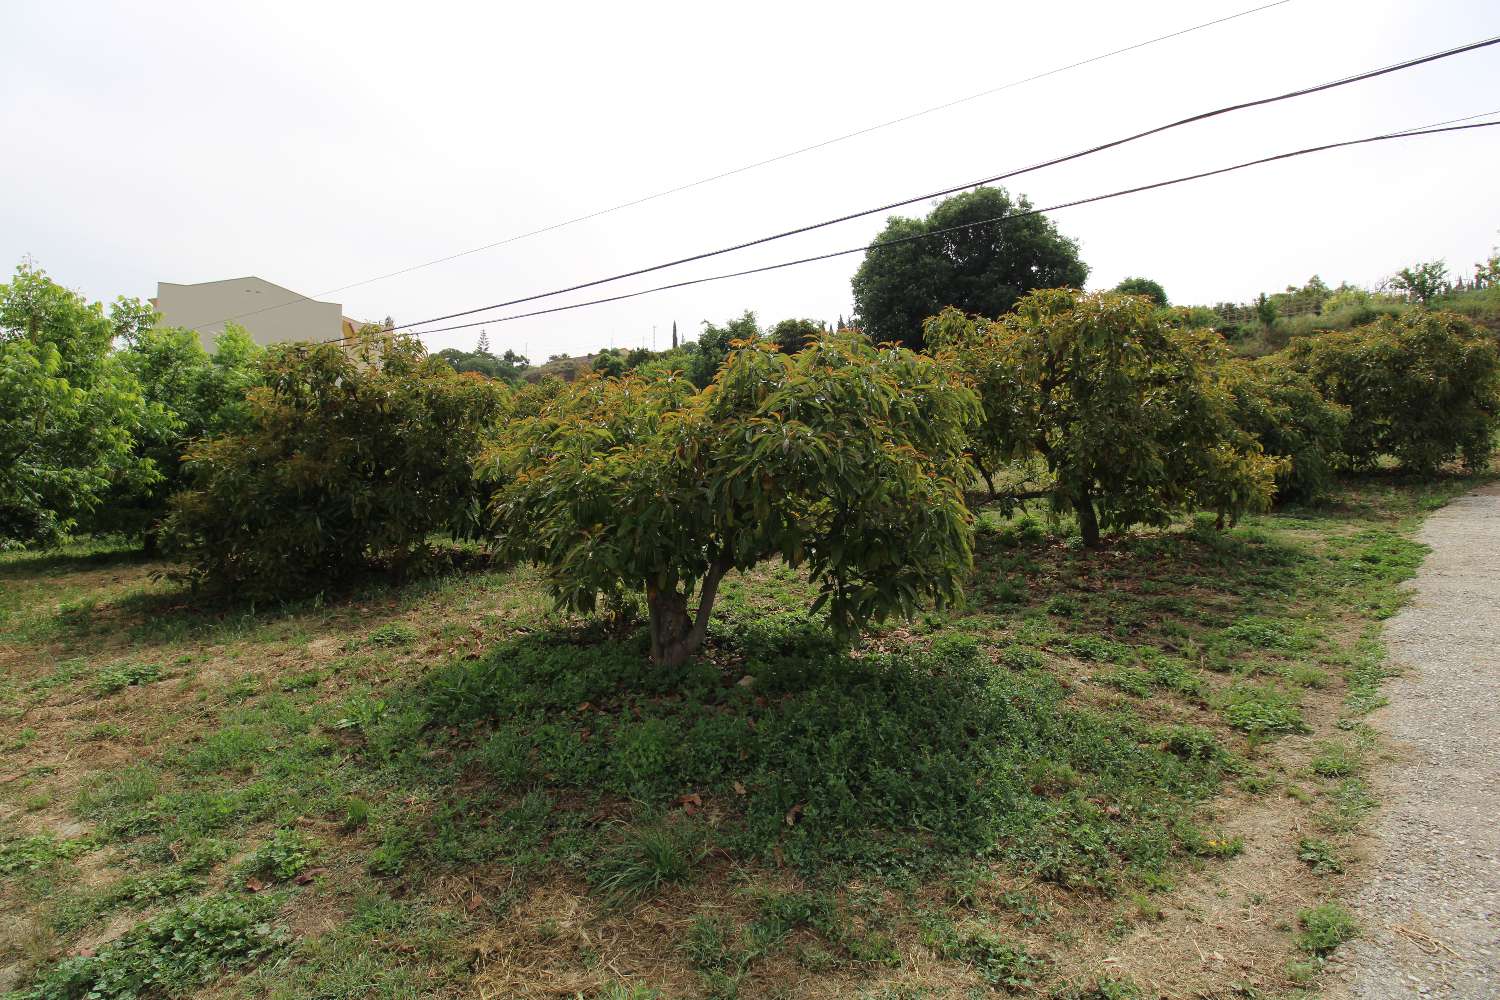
[590,822,703,902]
[247,828,318,881]
[1310,742,1361,778]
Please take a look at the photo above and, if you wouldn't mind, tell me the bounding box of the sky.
[3,0,1499,361]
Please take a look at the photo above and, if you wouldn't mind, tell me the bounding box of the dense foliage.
[1223,358,1349,503]
[435,346,529,382]
[163,336,510,598]
[1285,310,1499,474]
[926,290,1279,546]
[484,333,978,664]
[1114,276,1169,307]
[95,323,264,545]
[0,263,158,548]
[851,188,1088,350]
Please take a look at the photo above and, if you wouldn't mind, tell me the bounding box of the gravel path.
[1333,482,1500,999]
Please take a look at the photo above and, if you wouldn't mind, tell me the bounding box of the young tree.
[850,187,1088,350]
[163,335,510,598]
[926,290,1279,547]
[1285,310,1499,474]
[1390,260,1449,304]
[476,329,491,355]
[0,262,157,547]
[1113,277,1169,307]
[485,333,978,666]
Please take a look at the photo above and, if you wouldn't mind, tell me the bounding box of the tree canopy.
[164,335,510,598]
[925,290,1279,547]
[1113,276,1169,307]
[0,263,157,547]
[484,332,978,665]
[851,187,1088,350]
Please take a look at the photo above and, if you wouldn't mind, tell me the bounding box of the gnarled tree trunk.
[645,557,731,666]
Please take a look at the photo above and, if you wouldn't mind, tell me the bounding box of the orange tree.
[925,290,1279,547]
[1284,310,1499,474]
[163,334,509,598]
[484,333,978,666]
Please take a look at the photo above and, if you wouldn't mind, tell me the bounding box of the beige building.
[153,276,375,351]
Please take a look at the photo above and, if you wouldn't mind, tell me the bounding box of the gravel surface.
[1332,482,1500,999]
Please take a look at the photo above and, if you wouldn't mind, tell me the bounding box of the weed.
[92,660,161,696]
[1297,903,1358,955]
[1216,683,1307,738]
[362,622,418,648]
[11,894,284,999]
[1310,742,1361,778]
[1296,838,1343,876]
[248,828,318,881]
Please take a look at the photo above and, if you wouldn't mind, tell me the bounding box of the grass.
[0,469,1489,998]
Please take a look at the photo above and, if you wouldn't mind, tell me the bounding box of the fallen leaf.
[245,878,266,893]
[784,802,804,826]
[466,892,485,913]
[293,867,328,885]
[733,781,747,796]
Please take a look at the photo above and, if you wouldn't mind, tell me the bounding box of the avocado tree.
[1222,357,1348,503]
[1284,310,1498,474]
[926,290,1279,547]
[1113,276,1168,307]
[485,333,978,665]
[164,334,510,598]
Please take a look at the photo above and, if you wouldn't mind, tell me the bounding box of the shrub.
[1223,357,1348,503]
[486,333,977,665]
[926,290,1280,547]
[1285,310,1499,474]
[163,335,509,599]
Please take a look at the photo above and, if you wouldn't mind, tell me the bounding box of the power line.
[384,32,1500,336]
[396,119,1500,337]
[190,0,1295,333]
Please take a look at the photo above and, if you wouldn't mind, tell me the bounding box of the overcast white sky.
[4,0,1499,359]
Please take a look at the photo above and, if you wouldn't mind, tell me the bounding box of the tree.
[766,317,823,354]
[688,311,758,387]
[1390,260,1449,304]
[163,335,510,598]
[96,322,263,547]
[671,321,678,350]
[485,333,978,666]
[0,262,156,547]
[435,347,529,382]
[925,290,1279,547]
[1285,310,1498,474]
[1254,293,1277,331]
[476,329,491,355]
[1113,277,1168,307]
[850,187,1088,350]
[1223,358,1348,503]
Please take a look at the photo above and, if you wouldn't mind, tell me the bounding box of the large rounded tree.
[851,187,1088,350]
[486,333,978,666]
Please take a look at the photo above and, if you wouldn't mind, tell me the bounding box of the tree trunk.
[645,558,731,666]
[972,455,998,501]
[1076,486,1102,549]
